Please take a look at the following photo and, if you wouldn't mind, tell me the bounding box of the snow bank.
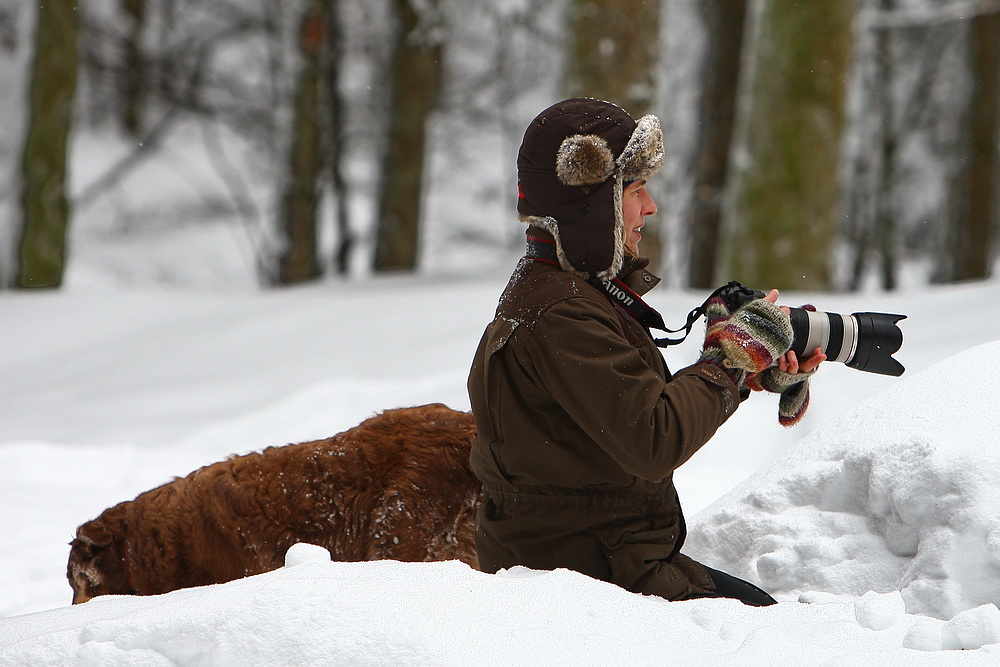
[7,342,1000,664]
[687,340,1000,620]
[4,281,1000,663]
[3,544,997,666]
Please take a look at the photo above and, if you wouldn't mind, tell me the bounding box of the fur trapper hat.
[516,98,663,279]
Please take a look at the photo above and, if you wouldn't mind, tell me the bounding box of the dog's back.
[68,404,481,603]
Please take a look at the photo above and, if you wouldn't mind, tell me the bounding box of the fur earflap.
[556,134,616,186]
[617,114,664,182]
[519,214,576,274]
[520,205,624,282]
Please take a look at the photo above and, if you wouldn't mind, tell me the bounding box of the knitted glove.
[747,366,817,427]
[698,296,793,388]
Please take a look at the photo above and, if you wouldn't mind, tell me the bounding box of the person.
[467,97,825,605]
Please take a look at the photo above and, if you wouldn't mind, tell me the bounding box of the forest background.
[1,0,998,292]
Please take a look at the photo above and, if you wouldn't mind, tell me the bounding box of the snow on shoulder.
[687,340,1000,621]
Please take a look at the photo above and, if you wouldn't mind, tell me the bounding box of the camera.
[717,282,906,377]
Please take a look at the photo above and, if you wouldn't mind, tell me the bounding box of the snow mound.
[284,542,333,567]
[687,340,1000,620]
[3,556,998,665]
[904,604,1000,651]
[855,590,906,631]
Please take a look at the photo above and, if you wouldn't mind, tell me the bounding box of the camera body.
[718,282,768,311]
[716,282,906,377]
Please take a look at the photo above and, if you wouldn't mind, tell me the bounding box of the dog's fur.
[68,404,482,603]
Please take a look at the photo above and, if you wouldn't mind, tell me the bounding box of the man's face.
[622,180,657,256]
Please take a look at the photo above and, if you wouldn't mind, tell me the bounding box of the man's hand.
[777,347,826,374]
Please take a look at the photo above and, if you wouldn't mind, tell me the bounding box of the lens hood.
[846,312,906,376]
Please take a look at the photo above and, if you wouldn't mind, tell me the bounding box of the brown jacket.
[468,246,741,600]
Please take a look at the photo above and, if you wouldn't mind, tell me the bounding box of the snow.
[4,551,1000,665]
[686,340,1000,621]
[3,261,1000,663]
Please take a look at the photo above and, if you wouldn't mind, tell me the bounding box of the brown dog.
[68,404,482,603]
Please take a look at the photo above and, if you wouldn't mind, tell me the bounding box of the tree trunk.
[873,0,899,291]
[686,0,747,289]
[277,0,331,285]
[120,0,145,137]
[565,0,659,112]
[372,0,443,273]
[938,10,999,283]
[564,0,663,272]
[724,0,853,291]
[325,3,353,276]
[15,0,78,289]
[848,0,899,291]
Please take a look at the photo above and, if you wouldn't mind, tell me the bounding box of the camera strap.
[654,282,754,347]
[524,237,704,348]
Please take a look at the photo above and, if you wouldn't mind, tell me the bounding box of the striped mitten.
[747,367,816,427]
[699,296,793,388]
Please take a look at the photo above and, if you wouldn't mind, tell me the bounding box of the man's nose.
[643,191,657,216]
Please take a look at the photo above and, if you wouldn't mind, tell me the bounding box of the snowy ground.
[3,245,1000,663]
